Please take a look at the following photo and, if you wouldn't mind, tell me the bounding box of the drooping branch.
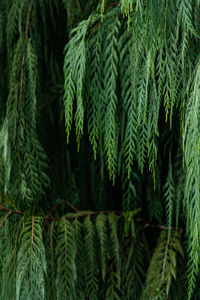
[0,203,23,216]
[18,0,33,108]
[161,239,169,281]
[0,202,183,232]
[31,216,34,249]
[0,210,12,228]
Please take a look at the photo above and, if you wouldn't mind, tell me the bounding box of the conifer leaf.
[16,217,47,300]
[56,218,76,300]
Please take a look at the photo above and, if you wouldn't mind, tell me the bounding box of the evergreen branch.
[45,198,80,218]
[183,55,200,298]
[31,216,34,249]
[0,210,12,228]
[120,27,138,179]
[163,150,174,240]
[96,214,107,281]
[84,216,99,299]
[161,239,169,281]
[56,218,77,299]
[103,16,120,182]
[108,213,121,287]
[44,210,123,220]
[0,203,23,216]
[44,219,56,300]
[140,220,183,233]
[141,231,184,299]
[87,24,103,158]
[16,216,47,300]
[63,17,93,144]
[18,0,33,108]
[45,214,184,233]
[0,204,184,231]
[1,2,200,298]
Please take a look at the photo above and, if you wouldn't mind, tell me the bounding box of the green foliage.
[96,213,107,281]
[63,18,90,146]
[183,55,200,298]
[16,216,47,300]
[141,231,184,300]
[0,0,200,299]
[163,150,174,240]
[0,218,18,300]
[56,218,76,300]
[103,16,120,182]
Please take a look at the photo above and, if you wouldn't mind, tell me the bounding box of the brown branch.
[0,203,184,232]
[0,210,12,228]
[43,212,183,232]
[0,203,23,216]
[45,191,80,214]
[135,217,183,233]
[61,200,80,212]
[46,200,80,219]
[43,200,80,228]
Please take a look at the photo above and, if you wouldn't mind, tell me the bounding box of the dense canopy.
[0,0,200,299]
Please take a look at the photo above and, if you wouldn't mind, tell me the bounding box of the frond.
[16,216,47,300]
[63,16,97,145]
[103,16,121,183]
[96,213,107,281]
[120,0,134,17]
[84,216,99,299]
[163,150,174,240]
[122,236,146,299]
[120,27,138,177]
[183,55,200,298]
[178,0,197,37]
[44,221,57,300]
[141,231,184,300]
[0,218,17,300]
[1,1,200,299]
[56,218,76,300]
[108,213,121,287]
[87,25,103,158]
[137,52,151,173]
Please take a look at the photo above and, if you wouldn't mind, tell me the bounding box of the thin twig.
[47,200,80,216]
[0,202,184,232]
[45,191,80,213]
[135,217,183,232]
[75,0,81,9]
[0,203,23,216]
[0,210,12,228]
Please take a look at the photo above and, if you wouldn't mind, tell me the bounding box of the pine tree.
[0,0,200,299]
